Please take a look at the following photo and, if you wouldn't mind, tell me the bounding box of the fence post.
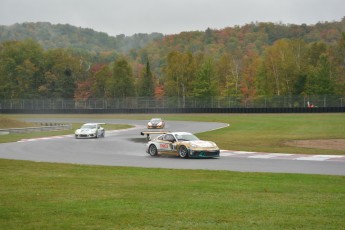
[324,95,327,107]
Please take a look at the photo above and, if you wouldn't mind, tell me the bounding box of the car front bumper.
[147,125,164,129]
[75,133,97,138]
[188,149,220,158]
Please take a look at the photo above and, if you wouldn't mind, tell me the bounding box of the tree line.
[161,35,344,106]
[0,20,344,101]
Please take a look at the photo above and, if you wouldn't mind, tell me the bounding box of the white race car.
[75,123,105,139]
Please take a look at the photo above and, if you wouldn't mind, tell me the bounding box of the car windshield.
[81,124,96,129]
[150,119,161,122]
[175,134,199,141]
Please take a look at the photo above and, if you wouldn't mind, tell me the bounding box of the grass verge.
[1,159,344,229]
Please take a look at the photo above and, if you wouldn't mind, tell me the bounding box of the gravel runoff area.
[286,139,345,151]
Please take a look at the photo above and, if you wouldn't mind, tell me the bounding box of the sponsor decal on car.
[160,143,169,148]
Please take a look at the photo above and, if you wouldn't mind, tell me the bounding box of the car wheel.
[102,132,105,138]
[178,145,189,158]
[148,144,158,156]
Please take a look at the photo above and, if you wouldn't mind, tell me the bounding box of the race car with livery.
[75,123,105,139]
[147,118,165,129]
[141,131,220,158]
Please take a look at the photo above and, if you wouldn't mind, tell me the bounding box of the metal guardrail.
[0,124,72,135]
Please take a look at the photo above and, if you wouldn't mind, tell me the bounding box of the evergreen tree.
[307,54,334,95]
[293,75,307,95]
[138,60,154,97]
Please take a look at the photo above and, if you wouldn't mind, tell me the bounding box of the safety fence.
[0,95,344,113]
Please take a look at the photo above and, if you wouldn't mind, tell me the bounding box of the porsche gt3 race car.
[75,123,105,139]
[147,118,165,129]
[141,131,220,158]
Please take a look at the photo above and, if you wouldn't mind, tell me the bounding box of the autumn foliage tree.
[164,51,197,107]
[240,49,260,105]
[192,58,217,99]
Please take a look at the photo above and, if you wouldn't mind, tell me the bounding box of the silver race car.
[75,123,105,139]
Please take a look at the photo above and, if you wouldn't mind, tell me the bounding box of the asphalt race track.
[0,118,344,176]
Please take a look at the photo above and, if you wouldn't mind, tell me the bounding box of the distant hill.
[146,17,345,55]
[1,19,344,56]
[1,18,344,70]
[135,17,345,78]
[0,22,163,53]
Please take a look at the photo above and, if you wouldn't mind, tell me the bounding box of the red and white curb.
[220,150,345,162]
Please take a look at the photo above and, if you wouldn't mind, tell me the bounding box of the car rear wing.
[140,131,169,141]
[94,123,106,128]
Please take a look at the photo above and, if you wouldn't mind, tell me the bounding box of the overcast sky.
[0,0,344,36]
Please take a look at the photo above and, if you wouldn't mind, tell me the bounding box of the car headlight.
[148,122,152,126]
[210,142,218,148]
[190,143,198,148]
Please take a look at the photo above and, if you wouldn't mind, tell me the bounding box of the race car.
[141,131,220,158]
[75,123,105,139]
[147,118,165,129]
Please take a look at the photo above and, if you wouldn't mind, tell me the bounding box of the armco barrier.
[0,124,72,134]
[0,107,344,114]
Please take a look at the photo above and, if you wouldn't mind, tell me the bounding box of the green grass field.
[1,159,344,229]
[0,113,345,229]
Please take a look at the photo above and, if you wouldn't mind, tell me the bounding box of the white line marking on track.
[221,150,345,162]
[248,153,294,159]
[18,136,68,142]
[296,155,345,161]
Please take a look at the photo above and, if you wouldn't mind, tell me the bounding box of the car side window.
[164,134,175,142]
[157,135,164,140]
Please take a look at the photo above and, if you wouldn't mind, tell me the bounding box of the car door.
[157,134,176,154]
